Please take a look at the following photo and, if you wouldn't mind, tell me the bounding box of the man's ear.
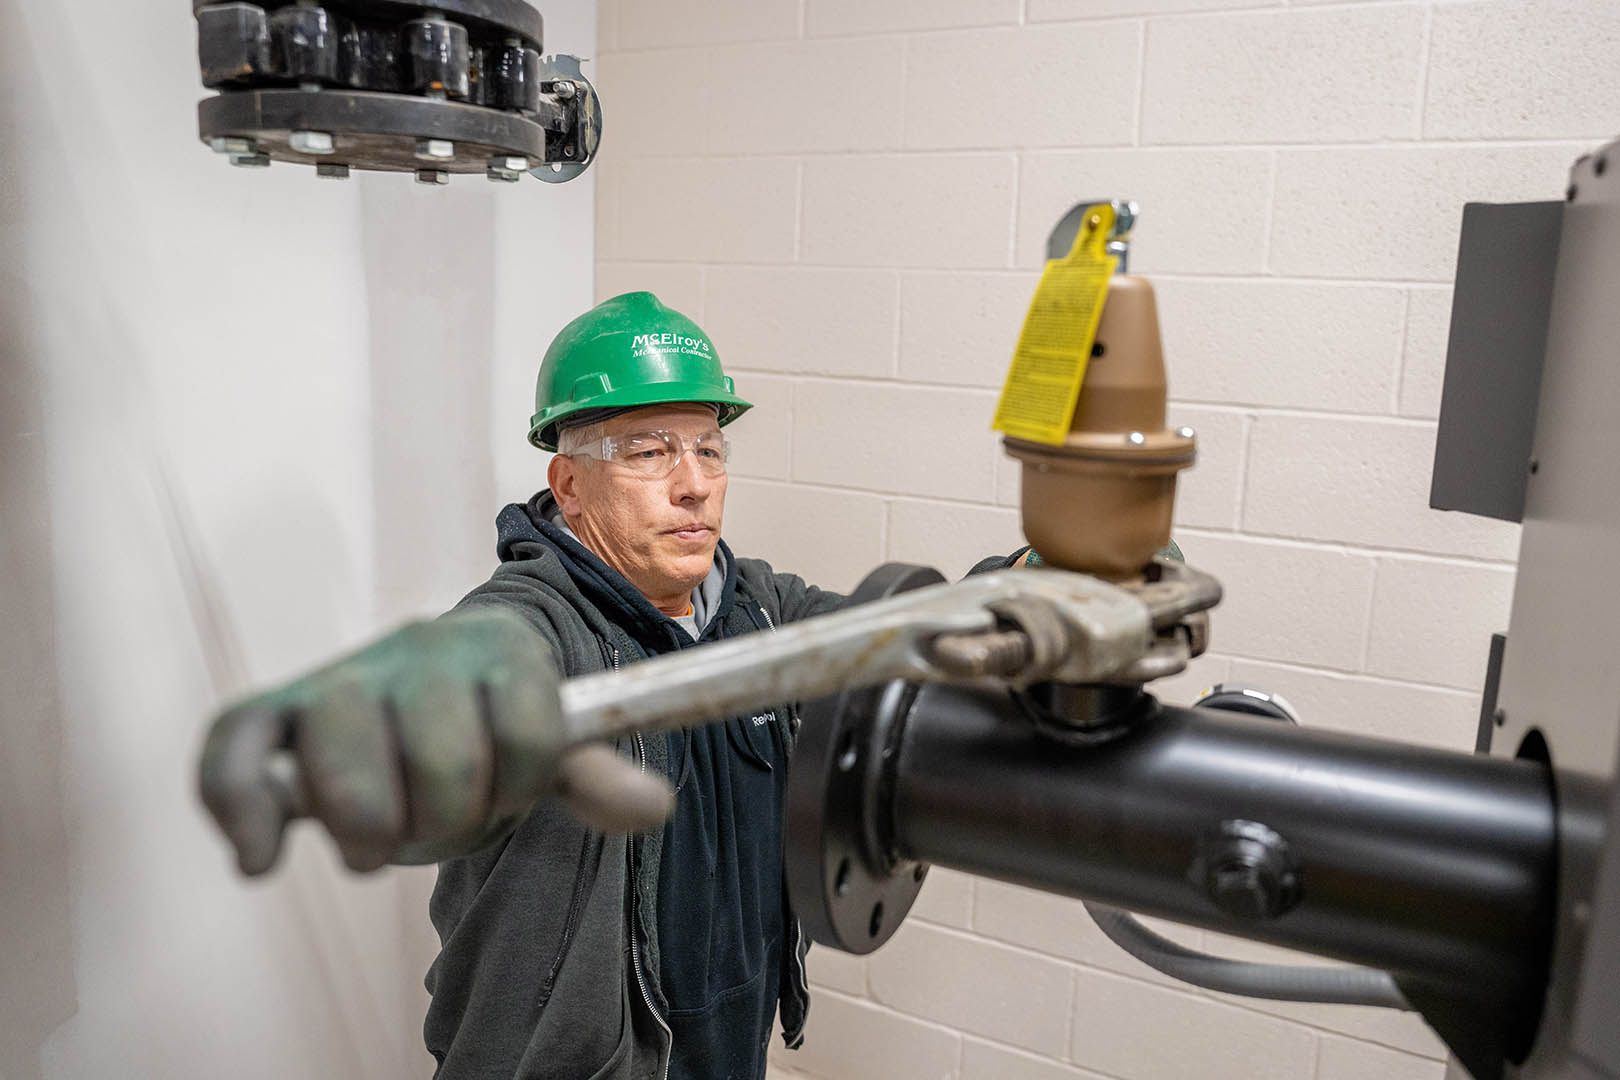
[549,454,583,517]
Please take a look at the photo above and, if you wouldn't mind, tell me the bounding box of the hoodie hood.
[495,490,738,657]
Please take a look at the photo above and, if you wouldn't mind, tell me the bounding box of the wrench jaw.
[917,562,1210,690]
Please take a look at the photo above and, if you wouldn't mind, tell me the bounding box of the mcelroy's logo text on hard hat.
[630,332,713,360]
[529,292,752,451]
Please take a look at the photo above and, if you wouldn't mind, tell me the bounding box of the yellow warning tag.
[991,203,1118,444]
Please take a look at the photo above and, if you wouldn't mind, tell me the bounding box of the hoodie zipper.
[750,606,812,1030]
[616,644,673,1080]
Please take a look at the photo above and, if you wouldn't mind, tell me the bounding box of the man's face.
[548,403,729,609]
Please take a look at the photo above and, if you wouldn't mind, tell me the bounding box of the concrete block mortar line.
[886,267,1422,290]
[881,497,896,562]
[896,916,1120,972]
[1025,3,1284,29]
[1131,17,1147,149]
[1150,0,1427,23]
[792,159,805,263]
[1176,523,1518,571]
[1198,403,1439,427]
[905,889,1445,1066]
[728,366,1002,398]
[1232,411,1254,533]
[808,984,971,1040]
[1066,134,1590,154]
[1413,0,1435,141]
[611,136,1589,159]
[794,23,1016,46]
[1062,966,1078,1068]
[1006,152,1022,268]
[897,34,913,164]
[601,31,811,56]
[1214,649,1480,700]
[1191,988,1448,1064]
[1214,647,1371,681]
[733,473,1001,512]
[1260,150,1279,273]
[1391,288,1412,415]
[1147,271,1451,288]
[1166,396,1432,423]
[739,454,1512,567]
[784,369,797,477]
[796,0,806,40]
[786,377,802,484]
[731,370,1463,426]
[889,273,904,376]
[603,257,1468,289]
[877,491,891,561]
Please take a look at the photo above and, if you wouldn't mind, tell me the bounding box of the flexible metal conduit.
[1083,904,1411,1009]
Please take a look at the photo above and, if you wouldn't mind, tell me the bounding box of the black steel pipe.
[890,686,1558,1004]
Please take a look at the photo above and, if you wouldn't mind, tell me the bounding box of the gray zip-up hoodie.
[422,491,845,1080]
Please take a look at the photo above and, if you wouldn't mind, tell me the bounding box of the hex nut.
[415,168,450,186]
[415,138,456,161]
[289,130,335,155]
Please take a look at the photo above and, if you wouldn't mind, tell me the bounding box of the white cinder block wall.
[591,2,1618,1077]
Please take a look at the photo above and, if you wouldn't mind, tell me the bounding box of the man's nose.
[667,448,712,498]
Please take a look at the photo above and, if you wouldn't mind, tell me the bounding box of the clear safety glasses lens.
[603,430,730,478]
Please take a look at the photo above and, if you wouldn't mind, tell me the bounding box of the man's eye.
[696,447,722,460]
[629,448,666,460]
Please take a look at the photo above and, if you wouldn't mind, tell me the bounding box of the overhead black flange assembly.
[194,0,601,184]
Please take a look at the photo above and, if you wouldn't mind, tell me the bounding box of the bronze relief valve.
[1002,201,1196,580]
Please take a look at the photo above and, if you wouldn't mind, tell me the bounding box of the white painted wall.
[593,2,1617,1078]
[0,2,595,1077]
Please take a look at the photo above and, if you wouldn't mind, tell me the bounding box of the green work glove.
[198,606,674,876]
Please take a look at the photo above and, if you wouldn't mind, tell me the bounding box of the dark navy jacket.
[423,491,844,1080]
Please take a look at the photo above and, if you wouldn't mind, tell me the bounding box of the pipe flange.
[195,0,597,181]
[784,564,943,954]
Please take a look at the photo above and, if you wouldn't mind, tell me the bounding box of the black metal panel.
[1430,201,1564,524]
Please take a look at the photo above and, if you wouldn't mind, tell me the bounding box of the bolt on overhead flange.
[193,0,601,183]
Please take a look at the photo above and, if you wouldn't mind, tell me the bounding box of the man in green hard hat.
[202,291,897,1080]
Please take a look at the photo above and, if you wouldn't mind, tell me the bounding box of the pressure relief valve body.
[998,202,1195,579]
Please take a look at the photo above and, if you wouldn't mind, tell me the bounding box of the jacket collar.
[495,490,738,656]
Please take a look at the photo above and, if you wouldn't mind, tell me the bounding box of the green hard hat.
[529,291,753,451]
